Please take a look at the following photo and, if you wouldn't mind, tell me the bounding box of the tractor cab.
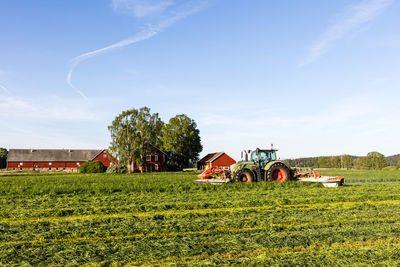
[250,149,277,167]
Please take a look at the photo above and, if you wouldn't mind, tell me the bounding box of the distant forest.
[283,153,400,170]
[387,154,400,165]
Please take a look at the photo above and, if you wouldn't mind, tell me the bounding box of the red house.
[7,149,117,172]
[129,147,165,172]
[197,152,236,170]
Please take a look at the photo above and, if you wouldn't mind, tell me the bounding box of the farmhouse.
[129,147,165,172]
[197,152,236,170]
[7,149,116,172]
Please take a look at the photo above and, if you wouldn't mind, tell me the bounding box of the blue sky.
[1,0,399,159]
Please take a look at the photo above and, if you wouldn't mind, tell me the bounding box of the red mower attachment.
[195,167,231,184]
[293,168,345,187]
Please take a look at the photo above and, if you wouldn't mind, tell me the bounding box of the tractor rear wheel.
[239,170,253,183]
[267,163,291,182]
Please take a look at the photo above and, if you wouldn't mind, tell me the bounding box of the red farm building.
[129,147,165,173]
[197,152,236,170]
[7,149,117,172]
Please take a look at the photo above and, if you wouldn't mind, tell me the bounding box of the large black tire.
[238,170,253,183]
[266,163,292,182]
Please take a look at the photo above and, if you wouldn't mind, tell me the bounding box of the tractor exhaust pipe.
[241,150,249,161]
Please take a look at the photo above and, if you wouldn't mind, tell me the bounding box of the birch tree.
[108,107,163,173]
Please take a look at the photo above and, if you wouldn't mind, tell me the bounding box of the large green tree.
[357,151,387,170]
[331,156,341,168]
[0,148,7,169]
[108,107,163,173]
[314,155,353,169]
[341,154,353,169]
[162,114,202,170]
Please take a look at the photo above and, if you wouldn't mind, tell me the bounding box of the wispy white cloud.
[0,95,113,149]
[0,95,97,121]
[0,84,11,95]
[112,0,174,18]
[67,0,208,98]
[299,0,394,67]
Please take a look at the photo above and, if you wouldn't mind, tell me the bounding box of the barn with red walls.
[197,152,236,170]
[7,149,117,172]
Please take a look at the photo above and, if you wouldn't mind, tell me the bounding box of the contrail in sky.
[0,84,11,95]
[67,2,206,99]
[299,0,394,67]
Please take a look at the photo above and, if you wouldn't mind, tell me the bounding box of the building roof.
[7,149,104,162]
[149,144,166,155]
[198,152,225,163]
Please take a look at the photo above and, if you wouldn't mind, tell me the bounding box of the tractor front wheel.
[239,171,253,183]
[267,163,291,182]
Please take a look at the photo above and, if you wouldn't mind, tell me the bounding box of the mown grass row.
[124,241,400,266]
[2,187,400,220]
[2,198,400,226]
[1,202,400,245]
[319,169,400,184]
[2,169,400,197]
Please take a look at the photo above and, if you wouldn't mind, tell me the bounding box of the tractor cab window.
[251,151,268,165]
[251,150,277,163]
[267,151,277,161]
[250,151,258,162]
[259,151,267,162]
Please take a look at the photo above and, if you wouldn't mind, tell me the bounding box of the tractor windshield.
[268,151,277,161]
[251,150,277,163]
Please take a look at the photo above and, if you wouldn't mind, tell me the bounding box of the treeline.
[284,157,320,168]
[387,154,400,166]
[285,151,397,170]
[0,148,7,169]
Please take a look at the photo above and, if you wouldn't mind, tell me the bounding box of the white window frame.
[155,163,159,170]
[154,155,158,161]
[146,155,151,161]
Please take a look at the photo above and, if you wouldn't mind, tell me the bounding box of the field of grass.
[2,169,400,265]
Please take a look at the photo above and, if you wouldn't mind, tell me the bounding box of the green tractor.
[196,147,344,186]
[230,148,294,183]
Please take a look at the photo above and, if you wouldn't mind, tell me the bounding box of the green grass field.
[2,170,400,265]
